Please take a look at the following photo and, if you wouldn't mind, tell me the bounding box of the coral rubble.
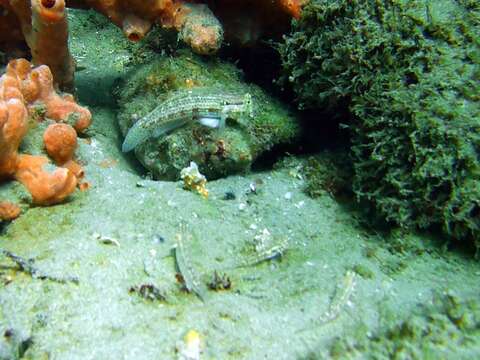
[280,0,480,244]
[0,58,91,206]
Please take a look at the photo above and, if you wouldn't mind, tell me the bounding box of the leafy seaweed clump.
[280,0,480,244]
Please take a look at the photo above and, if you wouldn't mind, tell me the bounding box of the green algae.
[301,152,353,199]
[280,0,480,247]
[328,292,480,359]
[351,264,374,280]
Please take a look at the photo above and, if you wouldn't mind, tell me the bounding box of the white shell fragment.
[177,329,202,360]
[180,161,207,185]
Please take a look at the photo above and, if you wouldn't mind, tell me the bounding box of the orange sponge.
[5,59,92,132]
[0,58,91,207]
[0,201,21,221]
[43,123,77,165]
[14,154,78,206]
[43,122,85,179]
[279,0,303,19]
[0,98,28,179]
[1,0,74,90]
[66,0,223,55]
[32,65,92,132]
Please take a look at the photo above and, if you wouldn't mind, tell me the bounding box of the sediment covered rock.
[116,49,300,180]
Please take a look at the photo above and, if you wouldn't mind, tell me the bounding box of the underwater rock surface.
[280,0,480,244]
[116,49,300,180]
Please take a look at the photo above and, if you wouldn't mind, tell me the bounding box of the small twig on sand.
[1,249,79,284]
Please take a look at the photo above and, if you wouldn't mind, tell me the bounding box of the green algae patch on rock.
[301,151,353,199]
[328,292,480,359]
[115,49,300,180]
[279,0,480,245]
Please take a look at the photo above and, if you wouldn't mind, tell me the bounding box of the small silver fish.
[122,88,253,152]
[174,223,207,302]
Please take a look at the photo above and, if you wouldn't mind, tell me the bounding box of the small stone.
[223,191,236,200]
[294,201,305,208]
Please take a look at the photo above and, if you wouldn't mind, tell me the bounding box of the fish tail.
[122,124,149,152]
